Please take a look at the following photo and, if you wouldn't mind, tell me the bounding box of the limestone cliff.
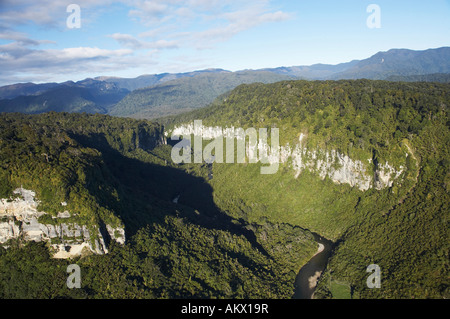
[168,123,406,191]
[0,188,125,259]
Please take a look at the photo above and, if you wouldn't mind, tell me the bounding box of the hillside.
[109,70,296,119]
[262,60,360,79]
[163,79,450,299]
[329,47,450,80]
[0,82,60,100]
[0,78,448,299]
[0,81,129,114]
[0,70,293,119]
[259,47,450,81]
[386,73,450,83]
[96,68,230,91]
[0,112,317,299]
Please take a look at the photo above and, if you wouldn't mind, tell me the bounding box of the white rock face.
[169,123,404,191]
[290,146,374,190]
[0,220,20,243]
[0,188,125,259]
[106,224,126,245]
[373,162,404,190]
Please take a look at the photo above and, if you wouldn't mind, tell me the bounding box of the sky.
[0,0,449,86]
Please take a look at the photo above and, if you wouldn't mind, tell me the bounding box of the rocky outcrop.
[0,188,125,259]
[289,145,374,191]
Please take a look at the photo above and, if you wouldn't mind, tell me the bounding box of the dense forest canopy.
[162,79,450,299]
[0,112,317,299]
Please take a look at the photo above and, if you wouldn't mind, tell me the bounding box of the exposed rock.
[374,162,404,190]
[0,220,20,243]
[106,224,125,245]
[290,146,374,191]
[0,188,125,259]
[169,123,405,191]
[56,211,71,219]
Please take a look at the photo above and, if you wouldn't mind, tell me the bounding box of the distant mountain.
[109,70,296,119]
[0,82,60,100]
[96,68,230,91]
[0,69,289,117]
[111,47,450,119]
[329,47,450,80]
[0,80,129,114]
[260,47,450,81]
[260,60,360,79]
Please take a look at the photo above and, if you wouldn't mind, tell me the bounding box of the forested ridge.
[162,79,449,299]
[109,71,295,119]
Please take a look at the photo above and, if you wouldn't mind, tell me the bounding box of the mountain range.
[263,47,450,80]
[0,46,449,119]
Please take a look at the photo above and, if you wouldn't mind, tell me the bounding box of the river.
[172,192,333,299]
[293,234,333,299]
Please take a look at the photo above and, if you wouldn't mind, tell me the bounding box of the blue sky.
[0,0,449,86]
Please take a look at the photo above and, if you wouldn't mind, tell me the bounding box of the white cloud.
[59,47,133,59]
[109,33,144,49]
[127,0,174,26]
[186,4,292,48]
[124,0,292,46]
[108,33,178,50]
[0,0,121,29]
[0,41,136,85]
[0,0,292,85]
[0,30,39,45]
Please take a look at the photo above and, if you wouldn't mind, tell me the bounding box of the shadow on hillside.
[70,132,269,257]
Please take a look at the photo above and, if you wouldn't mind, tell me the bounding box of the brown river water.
[293,234,333,299]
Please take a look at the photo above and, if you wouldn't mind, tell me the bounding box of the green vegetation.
[0,242,87,299]
[0,112,316,299]
[164,79,449,299]
[328,47,450,80]
[328,280,353,299]
[0,81,129,115]
[316,121,449,299]
[0,77,448,299]
[0,112,164,229]
[1,217,312,299]
[109,71,295,119]
[386,73,450,83]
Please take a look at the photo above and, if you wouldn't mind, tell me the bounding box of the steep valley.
[0,78,448,300]
[162,79,449,299]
